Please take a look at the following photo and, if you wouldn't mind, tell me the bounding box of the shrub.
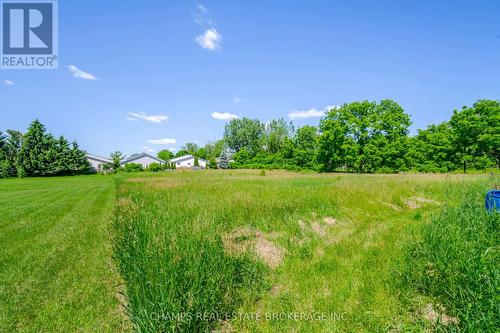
[124,163,143,172]
[147,162,161,172]
[401,186,499,331]
[208,158,217,169]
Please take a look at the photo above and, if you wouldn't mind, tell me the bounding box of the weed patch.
[400,186,499,331]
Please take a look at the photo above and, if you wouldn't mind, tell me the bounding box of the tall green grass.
[401,185,499,331]
[112,178,268,332]
[112,171,490,332]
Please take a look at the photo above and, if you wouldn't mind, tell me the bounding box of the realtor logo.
[1,0,58,69]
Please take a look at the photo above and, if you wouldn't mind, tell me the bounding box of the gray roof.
[122,152,165,164]
[86,153,111,163]
[170,154,207,163]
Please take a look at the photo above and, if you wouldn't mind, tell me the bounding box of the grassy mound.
[401,185,499,331]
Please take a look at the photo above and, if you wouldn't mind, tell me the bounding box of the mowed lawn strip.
[0,176,128,332]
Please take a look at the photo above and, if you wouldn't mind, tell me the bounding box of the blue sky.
[1,0,499,156]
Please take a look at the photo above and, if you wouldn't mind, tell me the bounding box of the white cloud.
[211,112,239,120]
[288,105,340,120]
[141,146,155,153]
[169,147,176,152]
[193,2,212,25]
[4,80,14,86]
[233,96,241,103]
[196,28,221,51]
[67,65,97,80]
[127,112,168,124]
[147,138,177,145]
[288,108,325,120]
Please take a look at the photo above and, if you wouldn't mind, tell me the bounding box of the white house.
[86,153,111,172]
[170,154,207,169]
[122,153,165,168]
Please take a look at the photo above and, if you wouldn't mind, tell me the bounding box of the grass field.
[1,170,496,332]
[0,176,128,332]
[112,170,493,332]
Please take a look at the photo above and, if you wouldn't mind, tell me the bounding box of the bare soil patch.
[322,217,337,225]
[222,227,284,269]
[311,222,326,237]
[419,303,459,326]
[403,197,441,209]
[255,238,284,269]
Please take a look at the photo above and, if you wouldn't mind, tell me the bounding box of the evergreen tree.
[18,120,50,176]
[69,141,90,174]
[218,149,232,169]
[110,151,124,170]
[4,130,23,177]
[0,131,8,178]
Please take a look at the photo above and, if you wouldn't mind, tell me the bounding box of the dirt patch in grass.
[298,220,307,231]
[299,216,339,238]
[311,222,326,237]
[221,226,256,255]
[322,217,337,225]
[115,285,129,323]
[419,303,459,326]
[314,246,325,258]
[222,227,284,269]
[403,197,441,209]
[271,284,284,296]
[255,238,284,269]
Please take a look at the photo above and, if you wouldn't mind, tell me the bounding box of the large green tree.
[450,100,499,172]
[110,151,124,170]
[291,125,319,169]
[0,131,8,177]
[406,122,455,172]
[182,142,200,156]
[264,118,294,154]
[318,100,411,172]
[67,141,90,175]
[18,120,51,176]
[175,149,190,157]
[157,149,174,161]
[17,120,89,176]
[223,118,264,155]
[5,130,23,176]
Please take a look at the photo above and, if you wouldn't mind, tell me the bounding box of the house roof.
[170,154,208,163]
[86,153,111,163]
[122,152,165,164]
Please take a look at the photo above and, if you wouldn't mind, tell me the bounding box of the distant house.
[122,153,165,168]
[170,154,207,169]
[86,153,111,172]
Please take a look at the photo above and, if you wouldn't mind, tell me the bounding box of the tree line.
[2,99,497,178]
[0,120,90,178]
[169,99,498,173]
